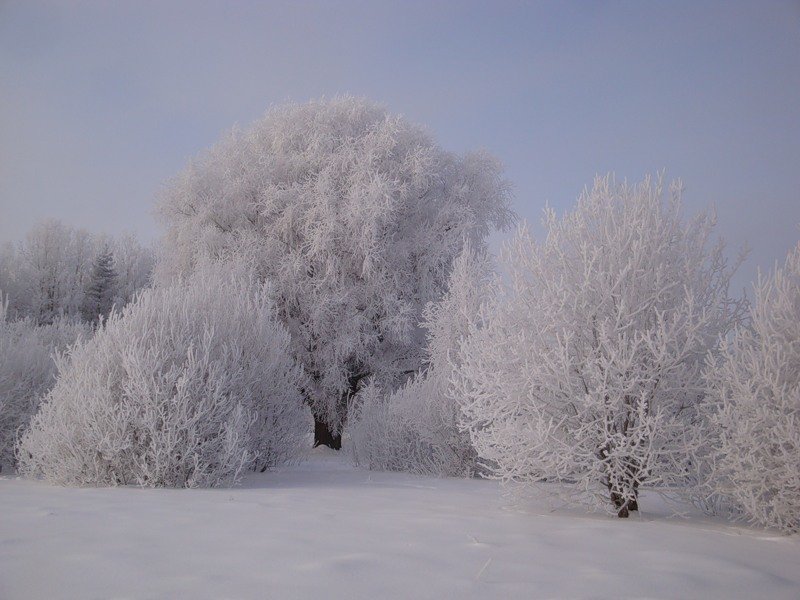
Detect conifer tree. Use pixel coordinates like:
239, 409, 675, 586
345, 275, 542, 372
82, 247, 117, 324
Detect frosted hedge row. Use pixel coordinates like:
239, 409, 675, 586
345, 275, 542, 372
0, 97, 796, 534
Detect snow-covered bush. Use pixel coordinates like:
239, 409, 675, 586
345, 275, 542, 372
702, 240, 800, 532
156, 96, 513, 446
457, 175, 744, 516
348, 246, 493, 477
17, 261, 309, 487
348, 374, 473, 477
0, 295, 88, 472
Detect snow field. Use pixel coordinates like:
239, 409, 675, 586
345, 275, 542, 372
2, 449, 799, 600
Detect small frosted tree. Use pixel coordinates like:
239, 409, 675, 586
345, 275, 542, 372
82, 246, 117, 323
0, 244, 18, 308
702, 240, 800, 532
457, 175, 744, 517
156, 96, 513, 447
348, 244, 494, 476
17, 260, 310, 488
13, 220, 95, 324
110, 233, 154, 306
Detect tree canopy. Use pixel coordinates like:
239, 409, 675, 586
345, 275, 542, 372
156, 96, 514, 439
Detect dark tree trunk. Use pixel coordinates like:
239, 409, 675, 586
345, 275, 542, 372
610, 487, 639, 518
314, 417, 341, 450
311, 369, 370, 450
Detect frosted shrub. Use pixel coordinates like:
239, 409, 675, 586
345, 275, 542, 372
703, 240, 800, 532
457, 175, 744, 516
349, 375, 475, 477
17, 262, 309, 487
348, 247, 493, 477
0, 295, 87, 471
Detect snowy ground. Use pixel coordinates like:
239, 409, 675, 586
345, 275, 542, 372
2, 448, 799, 600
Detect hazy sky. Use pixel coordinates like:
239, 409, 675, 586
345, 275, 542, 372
1, 1, 799, 291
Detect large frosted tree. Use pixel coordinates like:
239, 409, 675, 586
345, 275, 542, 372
156, 96, 513, 447
457, 175, 744, 516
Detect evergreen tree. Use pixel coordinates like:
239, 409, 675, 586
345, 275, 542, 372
82, 247, 117, 323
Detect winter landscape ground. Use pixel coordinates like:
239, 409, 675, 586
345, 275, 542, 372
2, 5, 799, 600
2, 447, 799, 600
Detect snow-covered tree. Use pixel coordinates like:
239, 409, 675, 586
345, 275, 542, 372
156, 96, 513, 447
0, 243, 18, 306
0, 221, 153, 324
348, 244, 494, 476
702, 239, 800, 532
109, 233, 154, 307
11, 220, 95, 324
81, 246, 117, 323
0, 293, 88, 472
17, 260, 310, 488
457, 175, 744, 517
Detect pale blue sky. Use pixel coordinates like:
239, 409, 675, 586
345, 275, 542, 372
1, 1, 799, 291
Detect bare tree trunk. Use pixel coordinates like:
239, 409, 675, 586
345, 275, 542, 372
311, 366, 373, 450
610, 484, 639, 518
313, 417, 342, 450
